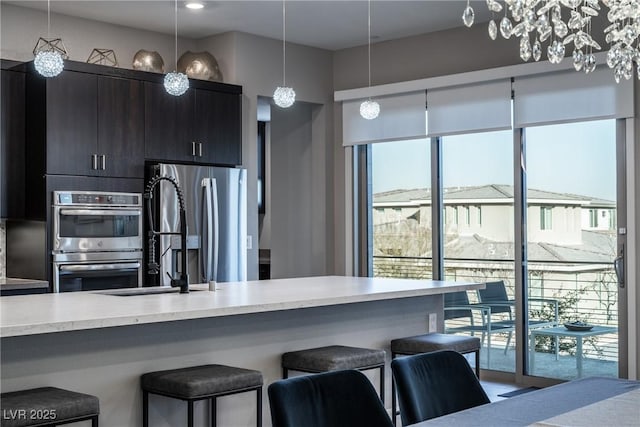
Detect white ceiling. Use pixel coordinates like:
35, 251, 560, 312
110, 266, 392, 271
6, 0, 493, 50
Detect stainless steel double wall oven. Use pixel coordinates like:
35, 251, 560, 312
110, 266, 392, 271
52, 191, 143, 292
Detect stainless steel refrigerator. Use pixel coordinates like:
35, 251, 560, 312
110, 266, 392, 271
151, 163, 247, 286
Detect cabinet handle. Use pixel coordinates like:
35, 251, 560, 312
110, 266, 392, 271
100, 155, 106, 170
191, 141, 196, 156
198, 142, 203, 157
91, 154, 98, 170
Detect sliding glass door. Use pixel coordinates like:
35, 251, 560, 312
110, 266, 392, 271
524, 119, 621, 380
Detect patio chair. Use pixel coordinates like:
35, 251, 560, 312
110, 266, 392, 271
444, 290, 511, 367
477, 281, 559, 354
391, 350, 490, 425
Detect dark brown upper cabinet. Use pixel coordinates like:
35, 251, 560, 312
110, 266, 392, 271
145, 83, 242, 166
193, 88, 241, 165
26, 68, 144, 178
97, 76, 145, 177
144, 81, 195, 163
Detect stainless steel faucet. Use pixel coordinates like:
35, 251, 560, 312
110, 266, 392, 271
144, 175, 189, 293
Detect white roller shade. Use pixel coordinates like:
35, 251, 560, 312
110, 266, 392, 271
514, 67, 633, 128
426, 79, 512, 137
342, 91, 427, 146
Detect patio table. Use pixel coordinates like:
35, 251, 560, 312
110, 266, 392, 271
529, 325, 617, 378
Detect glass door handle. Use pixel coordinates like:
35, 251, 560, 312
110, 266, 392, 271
614, 250, 624, 288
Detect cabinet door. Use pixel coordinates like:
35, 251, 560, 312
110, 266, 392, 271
1, 70, 25, 218
193, 89, 241, 165
45, 71, 98, 175
97, 76, 144, 178
144, 82, 194, 162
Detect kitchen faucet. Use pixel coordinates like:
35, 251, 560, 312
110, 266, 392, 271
144, 175, 189, 293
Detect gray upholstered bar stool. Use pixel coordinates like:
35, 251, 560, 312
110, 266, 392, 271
0, 387, 99, 427
390, 333, 481, 426
141, 364, 263, 427
281, 345, 386, 403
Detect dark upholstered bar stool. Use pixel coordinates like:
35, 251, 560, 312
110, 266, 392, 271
390, 333, 481, 426
281, 345, 386, 403
141, 364, 263, 427
0, 387, 99, 427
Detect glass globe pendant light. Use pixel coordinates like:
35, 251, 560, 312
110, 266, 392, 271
33, 0, 65, 78
360, 0, 379, 120
164, 0, 189, 96
273, 0, 296, 108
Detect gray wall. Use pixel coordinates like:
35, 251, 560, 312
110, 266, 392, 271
270, 101, 328, 278
0, 3, 196, 68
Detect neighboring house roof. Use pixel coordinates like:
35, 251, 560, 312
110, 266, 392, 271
373, 184, 615, 207
442, 230, 614, 264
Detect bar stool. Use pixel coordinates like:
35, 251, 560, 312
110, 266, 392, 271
390, 333, 481, 426
0, 386, 99, 427
141, 364, 263, 427
281, 345, 386, 403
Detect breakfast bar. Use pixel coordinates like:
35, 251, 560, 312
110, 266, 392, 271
1, 275, 482, 427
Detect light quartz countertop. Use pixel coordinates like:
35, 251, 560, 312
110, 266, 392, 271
0, 275, 483, 338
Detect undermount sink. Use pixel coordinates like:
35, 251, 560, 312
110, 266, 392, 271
96, 287, 202, 297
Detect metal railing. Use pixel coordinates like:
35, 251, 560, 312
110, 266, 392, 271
373, 255, 619, 366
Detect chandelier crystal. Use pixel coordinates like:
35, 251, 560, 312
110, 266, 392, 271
273, 86, 296, 108
164, 71, 189, 96
166, 0, 189, 96
34, 50, 64, 77
360, 99, 380, 120
462, 0, 640, 82
33, 0, 65, 78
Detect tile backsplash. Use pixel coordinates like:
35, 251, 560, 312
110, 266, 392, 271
0, 220, 5, 278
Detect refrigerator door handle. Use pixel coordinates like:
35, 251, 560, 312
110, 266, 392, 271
201, 178, 219, 282
202, 178, 214, 282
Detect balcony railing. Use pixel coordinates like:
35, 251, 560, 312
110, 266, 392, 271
372, 255, 619, 378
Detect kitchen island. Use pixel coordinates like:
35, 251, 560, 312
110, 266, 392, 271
1, 276, 482, 426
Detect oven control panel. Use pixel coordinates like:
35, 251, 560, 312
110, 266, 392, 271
55, 191, 141, 207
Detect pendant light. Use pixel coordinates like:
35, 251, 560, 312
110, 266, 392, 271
33, 0, 65, 78
164, 0, 189, 96
360, 0, 379, 120
273, 0, 296, 108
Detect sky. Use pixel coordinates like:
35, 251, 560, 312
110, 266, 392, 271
371, 119, 617, 201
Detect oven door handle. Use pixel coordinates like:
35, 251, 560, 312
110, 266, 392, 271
59, 209, 141, 216
59, 263, 141, 272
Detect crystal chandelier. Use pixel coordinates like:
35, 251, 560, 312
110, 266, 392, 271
360, 0, 380, 120
273, 0, 296, 108
33, 0, 65, 78
462, 0, 640, 83
165, 0, 189, 96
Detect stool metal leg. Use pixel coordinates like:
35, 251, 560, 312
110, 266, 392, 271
475, 349, 481, 378
256, 388, 262, 427
142, 390, 149, 427
282, 367, 288, 379
92, 415, 99, 427
210, 397, 217, 427
187, 400, 194, 427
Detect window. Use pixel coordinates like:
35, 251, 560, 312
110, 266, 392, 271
540, 207, 552, 230
476, 206, 482, 225
589, 209, 598, 228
